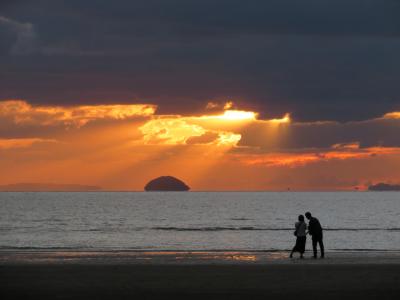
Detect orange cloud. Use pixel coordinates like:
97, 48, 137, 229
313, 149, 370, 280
137, 108, 265, 147
382, 112, 400, 119
0, 138, 57, 149
139, 117, 242, 147
237, 144, 400, 167
223, 101, 234, 110
2, 99, 400, 191
205, 100, 235, 110
216, 132, 241, 146
209, 110, 257, 121
0, 100, 156, 127
139, 118, 206, 144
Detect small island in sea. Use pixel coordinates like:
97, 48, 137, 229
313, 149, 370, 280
144, 176, 190, 191
368, 182, 400, 191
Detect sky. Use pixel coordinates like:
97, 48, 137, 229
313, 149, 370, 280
1, 0, 400, 190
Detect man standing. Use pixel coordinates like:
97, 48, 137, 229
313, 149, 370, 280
305, 212, 324, 258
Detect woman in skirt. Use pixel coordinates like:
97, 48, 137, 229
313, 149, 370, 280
290, 215, 307, 259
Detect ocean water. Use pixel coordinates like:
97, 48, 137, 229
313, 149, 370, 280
0, 192, 399, 251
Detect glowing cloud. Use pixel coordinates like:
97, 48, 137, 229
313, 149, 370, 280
217, 110, 257, 121
139, 111, 247, 147
238, 144, 400, 167
382, 112, 400, 119
3, 99, 400, 191
138, 108, 292, 147
139, 118, 206, 144
0, 100, 156, 127
223, 101, 234, 110
269, 113, 291, 124
139, 117, 243, 147
205, 100, 235, 110
185, 131, 241, 147
201, 110, 257, 121
216, 132, 242, 146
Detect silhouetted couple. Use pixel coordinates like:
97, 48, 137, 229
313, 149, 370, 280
290, 212, 324, 259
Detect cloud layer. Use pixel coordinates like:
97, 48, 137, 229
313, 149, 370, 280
1, 1, 400, 121
1, 99, 400, 190
0, 100, 155, 127
1, 1, 400, 190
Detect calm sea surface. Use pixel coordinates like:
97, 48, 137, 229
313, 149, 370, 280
0, 192, 399, 251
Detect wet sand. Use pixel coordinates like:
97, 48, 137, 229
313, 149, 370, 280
1, 251, 400, 299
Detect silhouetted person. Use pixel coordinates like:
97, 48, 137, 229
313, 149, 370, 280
305, 212, 324, 258
290, 215, 307, 259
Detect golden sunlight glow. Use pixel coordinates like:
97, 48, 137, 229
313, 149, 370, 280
139, 107, 260, 146
2, 99, 400, 191
139, 118, 206, 144
238, 146, 400, 167
139, 117, 243, 147
269, 113, 291, 124
223, 101, 234, 110
205, 100, 234, 110
383, 112, 400, 119
214, 110, 257, 121
0, 100, 156, 127
216, 132, 242, 146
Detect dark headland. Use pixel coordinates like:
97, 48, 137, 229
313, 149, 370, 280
144, 176, 190, 191
368, 182, 400, 191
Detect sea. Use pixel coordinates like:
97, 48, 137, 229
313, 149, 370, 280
0, 192, 399, 251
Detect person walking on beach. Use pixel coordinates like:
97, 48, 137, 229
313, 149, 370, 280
289, 215, 307, 259
305, 212, 324, 258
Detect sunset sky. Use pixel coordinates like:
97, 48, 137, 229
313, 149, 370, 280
1, 1, 400, 190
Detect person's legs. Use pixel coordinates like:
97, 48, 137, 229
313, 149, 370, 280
318, 238, 325, 258
300, 237, 306, 258
290, 238, 299, 258
312, 238, 318, 258
290, 246, 295, 258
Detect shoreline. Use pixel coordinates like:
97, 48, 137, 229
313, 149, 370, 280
2, 249, 400, 265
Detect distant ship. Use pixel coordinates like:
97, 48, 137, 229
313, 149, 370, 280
368, 183, 400, 191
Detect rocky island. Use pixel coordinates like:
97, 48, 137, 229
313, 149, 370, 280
144, 176, 190, 191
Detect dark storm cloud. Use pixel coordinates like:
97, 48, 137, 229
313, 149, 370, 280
1, 0, 400, 121
0, 15, 36, 55
237, 117, 400, 151
12, 0, 399, 38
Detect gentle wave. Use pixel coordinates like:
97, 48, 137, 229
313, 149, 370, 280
152, 226, 272, 231
0, 246, 150, 250
151, 226, 400, 232
0, 246, 398, 252
2, 226, 400, 233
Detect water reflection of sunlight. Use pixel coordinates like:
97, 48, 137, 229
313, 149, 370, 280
267, 252, 289, 260
0, 251, 295, 264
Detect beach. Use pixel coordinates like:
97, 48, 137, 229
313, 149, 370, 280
2, 251, 400, 299
2, 192, 400, 299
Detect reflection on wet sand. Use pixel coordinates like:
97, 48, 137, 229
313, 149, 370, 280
0, 251, 292, 264
2, 250, 399, 265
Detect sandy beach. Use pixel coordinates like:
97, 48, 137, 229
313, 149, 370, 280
2, 250, 400, 299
